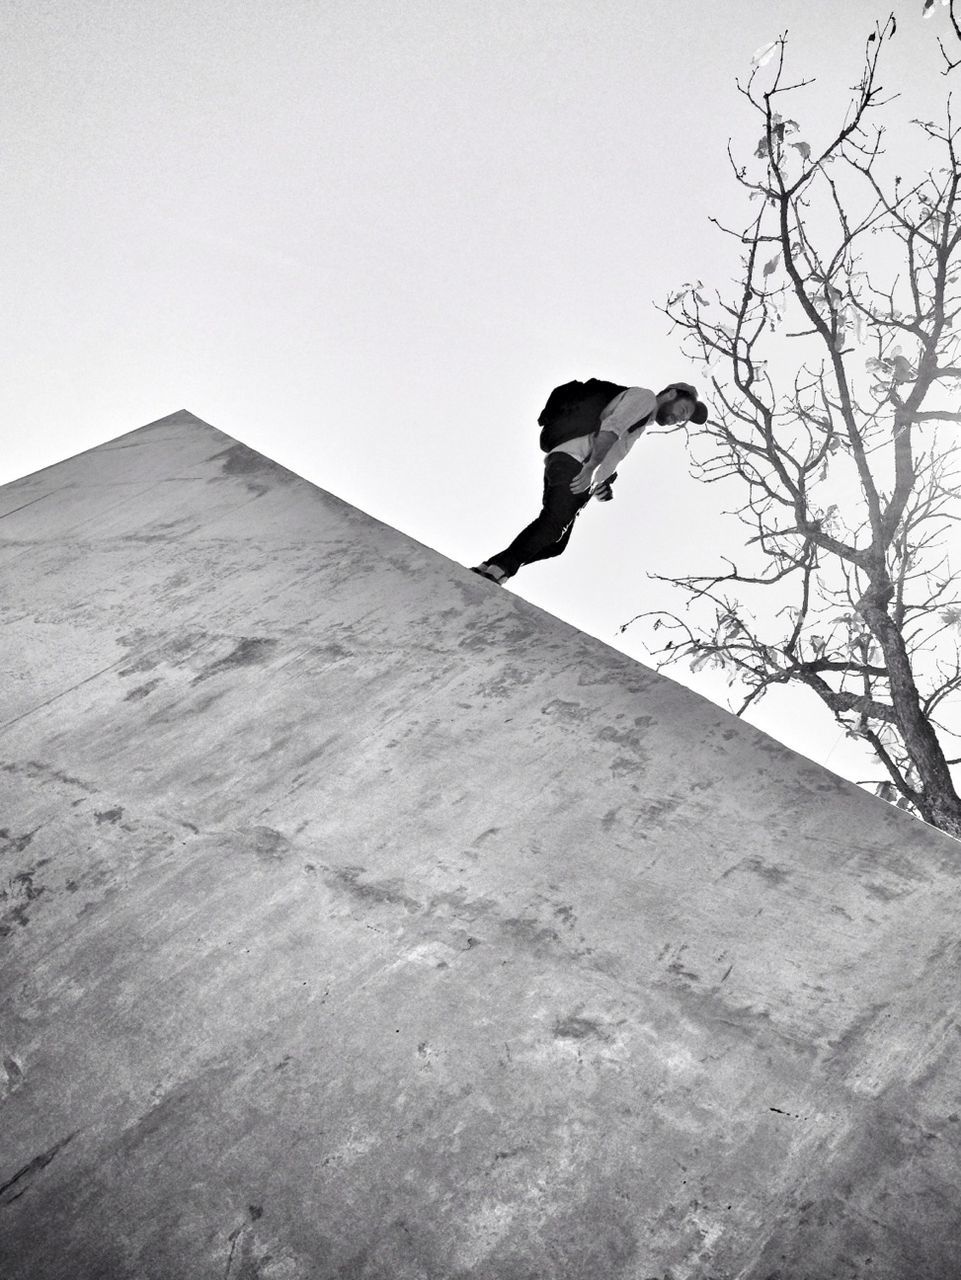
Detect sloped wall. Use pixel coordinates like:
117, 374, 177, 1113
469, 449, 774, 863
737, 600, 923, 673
1, 411, 959, 1279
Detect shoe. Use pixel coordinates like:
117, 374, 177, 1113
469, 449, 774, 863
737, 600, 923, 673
470, 563, 507, 584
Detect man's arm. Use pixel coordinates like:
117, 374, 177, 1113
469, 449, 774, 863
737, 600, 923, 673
569, 431, 618, 493
570, 388, 657, 493
585, 429, 619, 469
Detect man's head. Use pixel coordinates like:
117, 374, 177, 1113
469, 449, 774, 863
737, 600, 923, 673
655, 382, 709, 427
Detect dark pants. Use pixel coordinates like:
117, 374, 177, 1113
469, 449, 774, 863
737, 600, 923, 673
487, 452, 595, 579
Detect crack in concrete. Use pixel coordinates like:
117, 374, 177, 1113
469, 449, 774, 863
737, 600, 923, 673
0, 1132, 77, 1206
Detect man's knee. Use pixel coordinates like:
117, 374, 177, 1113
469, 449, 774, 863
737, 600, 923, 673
537, 512, 570, 543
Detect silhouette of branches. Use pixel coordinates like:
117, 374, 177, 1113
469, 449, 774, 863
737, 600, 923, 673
624, 16, 961, 837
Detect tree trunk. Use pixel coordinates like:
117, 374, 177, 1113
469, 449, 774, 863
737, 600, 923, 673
858, 582, 961, 840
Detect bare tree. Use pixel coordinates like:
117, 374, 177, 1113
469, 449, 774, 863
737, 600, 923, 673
927, 0, 961, 73
622, 15, 961, 838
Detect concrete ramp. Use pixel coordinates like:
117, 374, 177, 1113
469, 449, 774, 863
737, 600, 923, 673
1, 410, 960, 1279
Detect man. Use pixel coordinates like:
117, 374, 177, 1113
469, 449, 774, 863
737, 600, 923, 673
471, 380, 708, 584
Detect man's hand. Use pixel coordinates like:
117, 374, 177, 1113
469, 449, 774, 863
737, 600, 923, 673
594, 479, 614, 502
570, 464, 596, 494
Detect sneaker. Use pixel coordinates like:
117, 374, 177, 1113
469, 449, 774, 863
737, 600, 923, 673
470, 562, 507, 584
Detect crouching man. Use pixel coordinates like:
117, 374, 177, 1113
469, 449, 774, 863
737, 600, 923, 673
472, 378, 708, 585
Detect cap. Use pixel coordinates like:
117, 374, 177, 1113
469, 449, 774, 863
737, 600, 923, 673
664, 382, 709, 425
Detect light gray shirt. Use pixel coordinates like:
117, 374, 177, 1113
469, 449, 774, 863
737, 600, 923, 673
548, 386, 656, 485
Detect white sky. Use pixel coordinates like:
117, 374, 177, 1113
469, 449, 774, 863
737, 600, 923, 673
3, 0, 958, 792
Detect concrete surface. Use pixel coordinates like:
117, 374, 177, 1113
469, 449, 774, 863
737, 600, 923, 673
1, 409, 960, 1280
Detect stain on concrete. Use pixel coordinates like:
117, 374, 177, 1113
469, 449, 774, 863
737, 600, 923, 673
124, 679, 162, 702
597, 720, 654, 754
553, 1013, 606, 1041
77, 886, 120, 918
117, 653, 162, 677
456, 628, 502, 653
380, 550, 437, 583
825, 1002, 891, 1069
223, 1202, 274, 1280
500, 916, 563, 954
248, 826, 291, 863
689, 777, 715, 794
187, 689, 229, 716
93, 807, 124, 825
193, 637, 279, 684
206, 443, 298, 498
476, 665, 535, 699
1, 862, 48, 935
502, 620, 540, 646
1, 1055, 25, 1098
415, 1041, 441, 1075
721, 854, 791, 887
116, 1070, 232, 1161
325, 865, 423, 914
636, 795, 682, 827
863, 880, 913, 902
610, 756, 641, 779
11, 869, 45, 901
1, 760, 96, 791
0, 1132, 77, 1206
0, 827, 34, 853
308, 641, 354, 666
124, 517, 200, 543
208, 444, 274, 477
425, 885, 498, 921
667, 959, 701, 983
540, 699, 591, 724
117, 632, 212, 685
865, 846, 933, 886
493, 1146, 528, 1162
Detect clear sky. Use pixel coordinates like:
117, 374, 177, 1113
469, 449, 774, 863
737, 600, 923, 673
3, 0, 957, 793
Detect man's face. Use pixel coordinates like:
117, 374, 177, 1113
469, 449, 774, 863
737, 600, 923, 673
656, 394, 696, 426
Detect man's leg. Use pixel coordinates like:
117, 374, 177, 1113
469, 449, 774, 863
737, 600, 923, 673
484, 453, 591, 580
